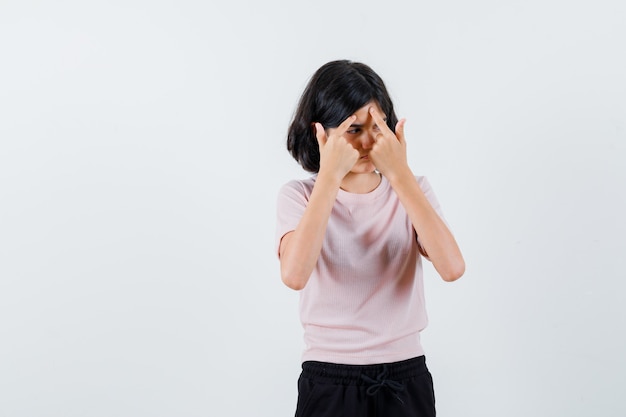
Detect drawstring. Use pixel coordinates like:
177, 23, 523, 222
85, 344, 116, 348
360, 364, 406, 405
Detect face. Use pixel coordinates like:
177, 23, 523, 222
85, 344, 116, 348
327, 100, 387, 174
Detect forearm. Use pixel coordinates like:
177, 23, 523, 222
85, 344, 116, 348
280, 171, 342, 290
387, 168, 465, 282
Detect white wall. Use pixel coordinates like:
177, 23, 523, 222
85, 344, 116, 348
1, 1, 624, 416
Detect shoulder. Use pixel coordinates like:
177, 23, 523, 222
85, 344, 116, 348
278, 176, 316, 197
413, 175, 441, 204
277, 176, 317, 209
414, 175, 429, 185
414, 175, 433, 191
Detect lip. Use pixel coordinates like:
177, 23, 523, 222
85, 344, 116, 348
360, 155, 369, 160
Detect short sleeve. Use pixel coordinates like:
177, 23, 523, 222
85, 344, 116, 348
416, 176, 445, 219
416, 176, 451, 256
275, 180, 310, 258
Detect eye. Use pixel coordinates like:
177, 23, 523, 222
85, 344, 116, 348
347, 128, 360, 134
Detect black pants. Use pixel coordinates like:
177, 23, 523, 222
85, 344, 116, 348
295, 356, 436, 417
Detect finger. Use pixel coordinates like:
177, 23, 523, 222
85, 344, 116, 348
314, 123, 327, 147
334, 115, 357, 136
369, 106, 394, 135
395, 118, 407, 144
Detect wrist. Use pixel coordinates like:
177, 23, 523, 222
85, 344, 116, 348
385, 164, 414, 186
316, 168, 344, 189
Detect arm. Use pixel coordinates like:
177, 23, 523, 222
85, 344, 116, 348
279, 116, 359, 290
279, 173, 340, 290
369, 107, 465, 282
388, 172, 465, 282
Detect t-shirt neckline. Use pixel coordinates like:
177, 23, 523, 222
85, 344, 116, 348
315, 173, 389, 204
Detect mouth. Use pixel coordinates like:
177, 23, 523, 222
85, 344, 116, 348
360, 154, 369, 160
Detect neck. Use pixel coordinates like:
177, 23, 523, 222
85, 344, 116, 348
340, 171, 381, 194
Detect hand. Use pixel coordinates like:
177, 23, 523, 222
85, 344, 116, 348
368, 106, 410, 180
315, 115, 360, 180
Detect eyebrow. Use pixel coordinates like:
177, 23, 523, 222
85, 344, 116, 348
350, 118, 387, 128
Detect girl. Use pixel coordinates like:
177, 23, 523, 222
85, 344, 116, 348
276, 60, 464, 417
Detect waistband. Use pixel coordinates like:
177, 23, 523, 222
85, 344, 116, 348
301, 355, 428, 385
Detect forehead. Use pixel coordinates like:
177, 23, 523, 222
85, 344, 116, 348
353, 100, 386, 121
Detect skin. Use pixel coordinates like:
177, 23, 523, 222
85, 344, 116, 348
280, 101, 465, 290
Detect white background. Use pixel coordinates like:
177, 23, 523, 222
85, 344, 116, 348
1, 1, 625, 416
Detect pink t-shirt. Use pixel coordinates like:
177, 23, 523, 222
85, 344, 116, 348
276, 175, 445, 365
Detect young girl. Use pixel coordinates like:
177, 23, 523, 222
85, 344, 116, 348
276, 60, 464, 417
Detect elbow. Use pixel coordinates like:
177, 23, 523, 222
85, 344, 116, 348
282, 276, 306, 291
280, 265, 309, 291
441, 259, 465, 282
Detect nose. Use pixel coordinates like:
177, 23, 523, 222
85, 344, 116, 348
360, 129, 377, 149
